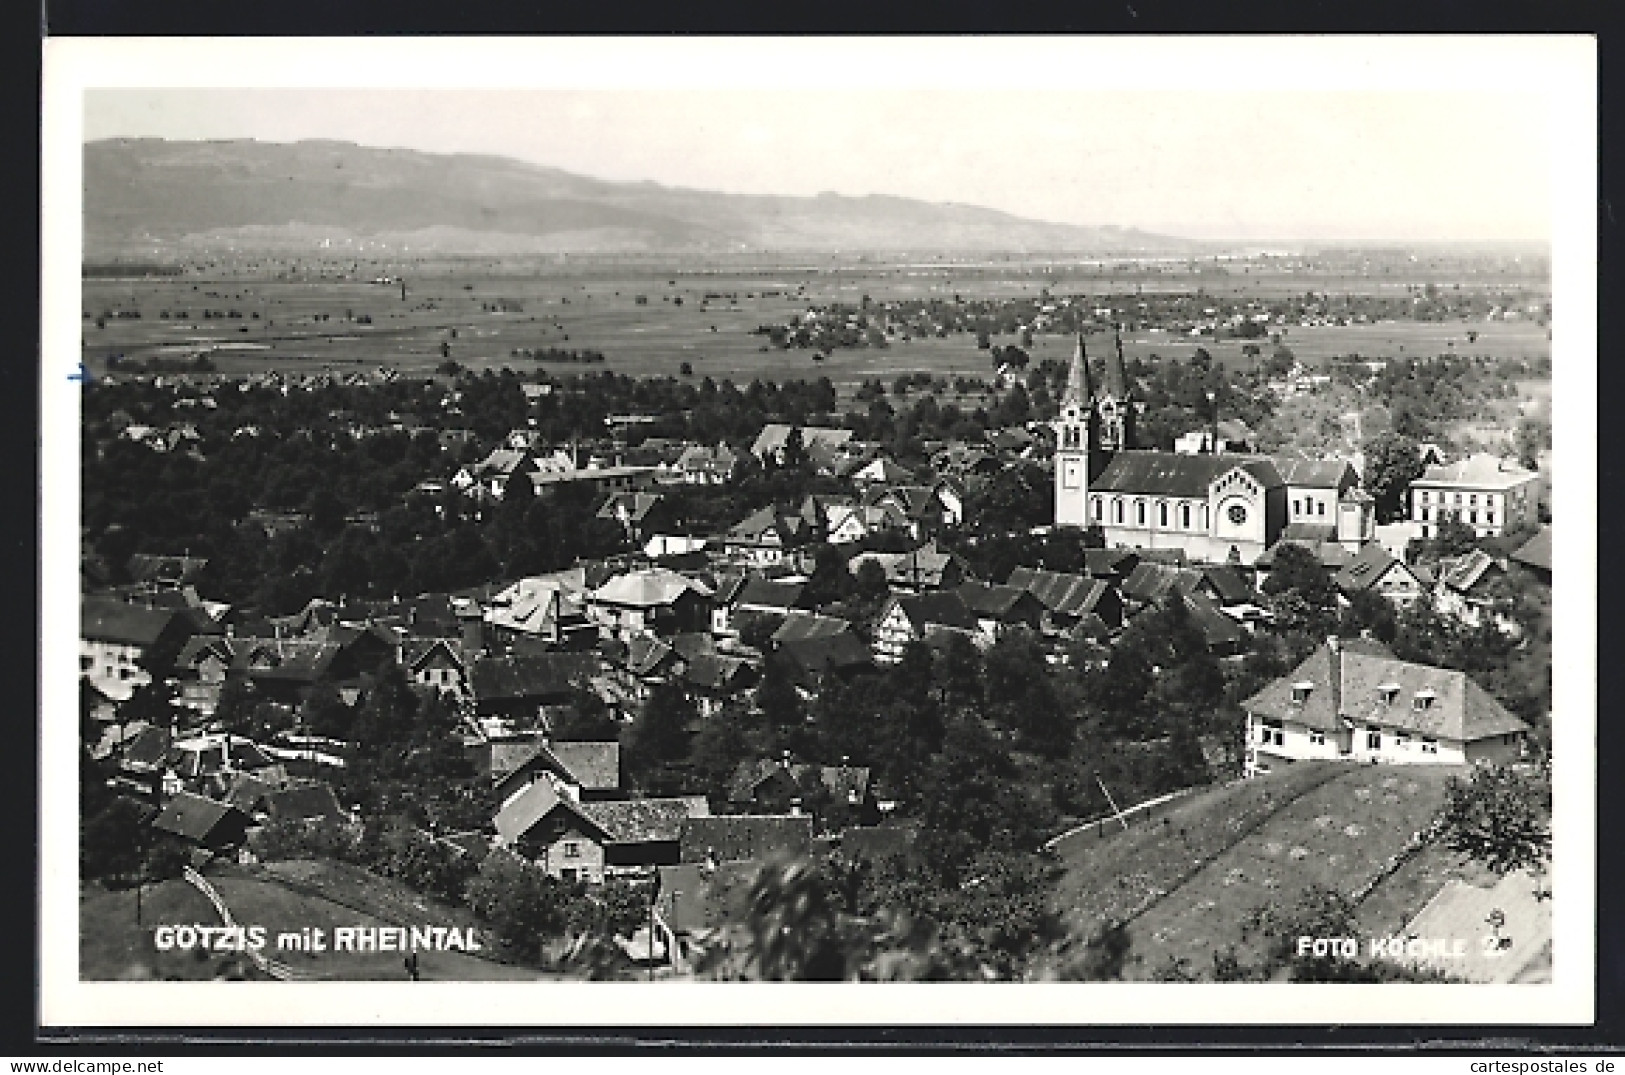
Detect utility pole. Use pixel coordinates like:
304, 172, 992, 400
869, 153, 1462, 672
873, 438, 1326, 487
1096, 774, 1129, 833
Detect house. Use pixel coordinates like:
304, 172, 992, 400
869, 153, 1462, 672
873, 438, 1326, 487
863, 483, 958, 537
1273, 457, 1360, 530
402, 637, 468, 699
150, 791, 254, 854
1174, 418, 1257, 456
466, 652, 603, 729
1006, 566, 1126, 634
728, 757, 878, 824
482, 571, 594, 649
672, 444, 739, 485
1120, 562, 1205, 606
1433, 550, 1519, 634
722, 506, 815, 567
588, 568, 713, 641
1509, 526, 1552, 582
822, 502, 875, 545
775, 633, 876, 688
493, 783, 710, 882
453, 447, 533, 500
871, 591, 979, 663
596, 491, 667, 540
851, 456, 915, 488
1180, 593, 1249, 657
1080, 548, 1142, 584
679, 814, 814, 864
654, 860, 759, 936
1241, 636, 1529, 777
707, 572, 750, 636
955, 581, 1045, 643
1410, 453, 1542, 540
734, 578, 814, 618
681, 654, 759, 716
847, 541, 966, 593
80, 597, 191, 701
528, 463, 660, 500
1334, 544, 1428, 607
492, 739, 622, 808
126, 553, 210, 590
257, 782, 348, 826
770, 612, 856, 645
750, 423, 854, 467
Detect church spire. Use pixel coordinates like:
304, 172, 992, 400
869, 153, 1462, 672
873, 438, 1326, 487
1104, 323, 1134, 400
1063, 333, 1092, 405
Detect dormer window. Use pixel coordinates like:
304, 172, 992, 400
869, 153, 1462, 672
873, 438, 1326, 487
1413, 689, 1437, 711
1290, 681, 1315, 704
1378, 683, 1400, 705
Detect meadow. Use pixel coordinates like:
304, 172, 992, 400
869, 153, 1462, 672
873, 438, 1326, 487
82, 257, 1551, 398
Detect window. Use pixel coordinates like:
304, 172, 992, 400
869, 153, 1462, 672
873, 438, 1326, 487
1485, 512, 1495, 526
562, 841, 581, 858
1136, 501, 1146, 525
1258, 718, 1284, 747
1227, 504, 1248, 526
1309, 729, 1325, 746
1291, 681, 1314, 704
1158, 502, 1168, 527
1293, 499, 1301, 516
1092, 497, 1102, 521
1454, 493, 1462, 506
1114, 499, 1124, 524
1469, 494, 1477, 506
1397, 732, 1411, 747
79, 655, 92, 671
1421, 508, 1430, 521
1366, 728, 1382, 750
119, 667, 132, 681
1317, 501, 1326, 516
1420, 490, 1430, 504
1181, 504, 1191, 529
1421, 738, 1439, 754
1413, 691, 1435, 711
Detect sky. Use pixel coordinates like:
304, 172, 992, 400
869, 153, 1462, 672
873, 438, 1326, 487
80, 59, 1560, 246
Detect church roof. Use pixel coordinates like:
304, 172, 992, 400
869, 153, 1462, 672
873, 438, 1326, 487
1103, 327, 1134, 400
1091, 451, 1283, 499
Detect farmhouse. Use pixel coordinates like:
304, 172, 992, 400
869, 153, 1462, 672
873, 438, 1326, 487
1241, 637, 1529, 776
492, 781, 710, 883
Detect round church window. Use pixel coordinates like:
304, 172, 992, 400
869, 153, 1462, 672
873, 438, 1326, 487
1227, 504, 1248, 525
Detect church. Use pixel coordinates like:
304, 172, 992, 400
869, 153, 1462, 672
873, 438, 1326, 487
1053, 334, 1371, 566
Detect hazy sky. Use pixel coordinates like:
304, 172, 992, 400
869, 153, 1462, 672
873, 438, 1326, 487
85, 84, 1554, 245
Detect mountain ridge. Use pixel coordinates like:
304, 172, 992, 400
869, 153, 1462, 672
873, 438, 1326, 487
84, 137, 1188, 257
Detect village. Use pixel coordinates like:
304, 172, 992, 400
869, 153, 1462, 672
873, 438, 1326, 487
77, 312, 1555, 982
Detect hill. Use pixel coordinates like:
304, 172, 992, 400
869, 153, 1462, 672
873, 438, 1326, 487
1052, 762, 1473, 980
80, 879, 271, 981
84, 138, 1185, 258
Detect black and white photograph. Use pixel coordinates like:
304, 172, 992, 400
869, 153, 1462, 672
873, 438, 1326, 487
39, 35, 1596, 1028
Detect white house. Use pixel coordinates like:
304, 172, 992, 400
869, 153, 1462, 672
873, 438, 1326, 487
1410, 453, 1541, 540
1241, 637, 1529, 777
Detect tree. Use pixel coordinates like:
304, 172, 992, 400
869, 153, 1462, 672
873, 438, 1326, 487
1439, 763, 1552, 876
754, 655, 804, 736
1362, 432, 1425, 524
464, 852, 576, 965
628, 681, 696, 792
82, 796, 152, 882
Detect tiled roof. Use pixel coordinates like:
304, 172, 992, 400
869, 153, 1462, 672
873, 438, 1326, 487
655, 861, 758, 933
493, 779, 574, 844
1334, 544, 1415, 593
151, 791, 250, 843
1007, 567, 1116, 617
580, 796, 711, 844
777, 634, 875, 682
547, 741, 621, 791
1273, 458, 1356, 489
893, 591, 978, 632
1182, 594, 1247, 649
736, 578, 809, 612
680, 814, 814, 864
1438, 549, 1500, 593
771, 612, 854, 643
468, 653, 602, 703
81, 596, 177, 647
955, 581, 1034, 619
1121, 562, 1203, 604
1242, 640, 1526, 742
1092, 451, 1283, 498
682, 653, 756, 692
1201, 565, 1256, 606
1281, 522, 1338, 543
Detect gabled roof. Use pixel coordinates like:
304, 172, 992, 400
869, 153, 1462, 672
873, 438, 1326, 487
849, 541, 961, 589
1511, 527, 1552, 574
853, 457, 915, 485
596, 492, 664, 524
955, 581, 1038, 619
1092, 451, 1283, 498
1437, 549, 1501, 593
1201, 565, 1256, 606
736, 577, 810, 612
728, 759, 874, 805
725, 506, 811, 546
890, 591, 978, 632
151, 792, 251, 844
1121, 562, 1204, 604
467, 653, 602, 703
1334, 544, 1419, 594
1006, 566, 1117, 617
1080, 548, 1140, 578
547, 741, 621, 792
682, 653, 757, 692
624, 634, 678, 677
579, 796, 711, 844
777, 634, 875, 683
680, 814, 814, 864
81, 597, 177, 647
470, 448, 532, 476
493, 778, 580, 844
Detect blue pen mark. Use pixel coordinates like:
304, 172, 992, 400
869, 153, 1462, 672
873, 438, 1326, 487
68, 362, 94, 385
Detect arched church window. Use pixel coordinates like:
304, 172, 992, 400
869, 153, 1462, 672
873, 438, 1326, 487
1114, 499, 1124, 524
1136, 500, 1146, 526
1181, 504, 1191, 529
1158, 502, 1168, 527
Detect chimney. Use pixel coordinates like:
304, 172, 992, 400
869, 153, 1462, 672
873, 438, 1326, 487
780, 749, 792, 771
789, 797, 803, 817
1326, 635, 1339, 653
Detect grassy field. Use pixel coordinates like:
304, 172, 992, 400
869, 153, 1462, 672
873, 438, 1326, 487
81, 261, 1551, 396
201, 860, 549, 981
1051, 762, 1469, 980
79, 878, 266, 981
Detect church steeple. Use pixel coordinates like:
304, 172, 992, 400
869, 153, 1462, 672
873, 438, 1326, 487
1097, 323, 1138, 452
1063, 333, 1093, 406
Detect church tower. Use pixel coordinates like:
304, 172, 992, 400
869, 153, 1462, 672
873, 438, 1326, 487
1096, 324, 1139, 452
1053, 334, 1095, 528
